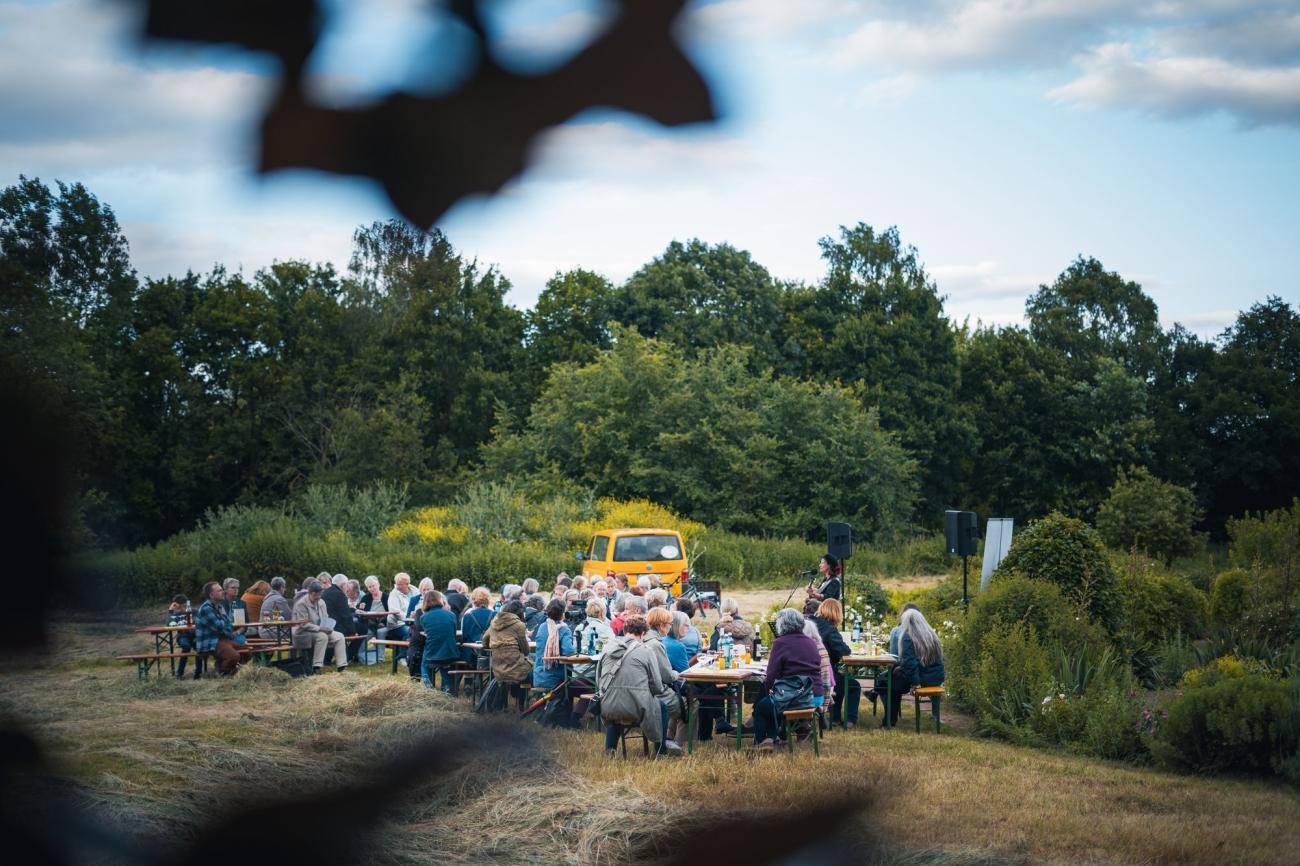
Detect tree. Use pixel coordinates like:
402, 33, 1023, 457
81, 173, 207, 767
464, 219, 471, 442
481, 328, 917, 540
1025, 256, 1164, 382
1197, 299, 1300, 530
957, 326, 1151, 521
610, 239, 784, 367
1096, 467, 1201, 563
784, 224, 966, 517
525, 268, 615, 385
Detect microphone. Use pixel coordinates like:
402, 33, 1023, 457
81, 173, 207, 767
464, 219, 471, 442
799, 568, 818, 577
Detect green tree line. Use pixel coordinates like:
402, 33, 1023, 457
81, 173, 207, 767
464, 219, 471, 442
3, 176, 1297, 547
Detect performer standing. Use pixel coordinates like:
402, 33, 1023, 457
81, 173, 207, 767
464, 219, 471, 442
805, 553, 842, 602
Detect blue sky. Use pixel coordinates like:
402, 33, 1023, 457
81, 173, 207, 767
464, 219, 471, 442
2, 0, 1298, 335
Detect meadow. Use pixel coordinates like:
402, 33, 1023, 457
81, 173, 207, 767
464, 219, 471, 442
4, 605, 1299, 866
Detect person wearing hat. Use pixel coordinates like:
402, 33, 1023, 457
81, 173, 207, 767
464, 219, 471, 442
805, 553, 843, 602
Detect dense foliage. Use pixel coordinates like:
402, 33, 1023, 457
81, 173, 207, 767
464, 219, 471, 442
4, 177, 1299, 554
994, 513, 1123, 633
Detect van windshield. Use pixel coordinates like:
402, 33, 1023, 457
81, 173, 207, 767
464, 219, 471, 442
613, 535, 681, 562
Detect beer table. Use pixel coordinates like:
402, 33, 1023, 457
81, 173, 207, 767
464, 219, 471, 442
544, 654, 598, 715
680, 660, 762, 753
839, 653, 897, 726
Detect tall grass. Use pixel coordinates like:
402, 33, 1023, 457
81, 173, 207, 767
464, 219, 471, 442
81, 483, 957, 602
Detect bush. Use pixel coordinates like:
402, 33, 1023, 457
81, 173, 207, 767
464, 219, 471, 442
297, 482, 409, 537
1118, 553, 1207, 644
1096, 467, 1201, 563
995, 512, 1122, 634
964, 622, 1053, 732
1151, 632, 1200, 688
1209, 568, 1252, 630
1153, 674, 1292, 775
1180, 654, 1276, 689
961, 574, 1107, 667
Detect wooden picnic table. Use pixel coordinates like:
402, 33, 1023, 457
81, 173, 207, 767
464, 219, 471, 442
840, 653, 897, 726
680, 659, 763, 753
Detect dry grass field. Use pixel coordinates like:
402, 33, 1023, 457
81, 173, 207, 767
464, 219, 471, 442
2, 607, 1298, 866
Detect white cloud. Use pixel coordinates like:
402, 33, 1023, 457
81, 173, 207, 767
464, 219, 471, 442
826, 1, 1131, 72
0, 0, 268, 173
1051, 42, 1300, 126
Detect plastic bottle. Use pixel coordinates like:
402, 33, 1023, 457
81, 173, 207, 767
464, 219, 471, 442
852, 619, 862, 644
721, 631, 733, 670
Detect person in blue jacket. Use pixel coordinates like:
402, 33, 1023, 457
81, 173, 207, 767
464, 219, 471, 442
459, 586, 495, 664
884, 607, 945, 728
420, 590, 461, 695
532, 599, 576, 727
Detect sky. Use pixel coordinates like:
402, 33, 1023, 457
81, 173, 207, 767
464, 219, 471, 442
2, 0, 1298, 336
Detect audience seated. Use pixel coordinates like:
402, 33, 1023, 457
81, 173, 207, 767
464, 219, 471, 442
460, 586, 496, 663
752, 608, 823, 750
420, 590, 461, 694
675, 599, 702, 655
595, 615, 681, 756
445, 579, 470, 621
241, 580, 270, 623
883, 607, 945, 728
532, 599, 577, 728
482, 600, 532, 710
195, 581, 241, 676
292, 579, 348, 675
809, 598, 853, 726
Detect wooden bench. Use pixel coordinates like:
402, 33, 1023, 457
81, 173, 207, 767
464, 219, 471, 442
781, 707, 820, 756
366, 639, 411, 674
116, 644, 292, 680
448, 668, 491, 702
912, 686, 945, 733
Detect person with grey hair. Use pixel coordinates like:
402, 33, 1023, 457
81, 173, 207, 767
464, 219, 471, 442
221, 578, 247, 628
445, 579, 470, 620
524, 593, 547, 638
645, 588, 668, 610
521, 577, 539, 596
292, 579, 348, 674
496, 583, 522, 613
802, 619, 834, 716
255, 577, 292, 637
882, 607, 945, 729
323, 572, 361, 662
751, 608, 823, 750
708, 596, 755, 653
614, 594, 647, 635
345, 579, 362, 607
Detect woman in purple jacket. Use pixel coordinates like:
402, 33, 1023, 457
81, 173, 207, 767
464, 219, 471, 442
753, 608, 825, 750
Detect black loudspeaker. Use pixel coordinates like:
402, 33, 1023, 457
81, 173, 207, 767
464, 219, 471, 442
944, 510, 979, 556
827, 522, 852, 561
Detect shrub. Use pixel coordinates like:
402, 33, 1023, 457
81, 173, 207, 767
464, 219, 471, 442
1096, 467, 1200, 563
1117, 553, 1207, 646
964, 622, 1053, 732
1153, 674, 1292, 775
962, 574, 1107, 666
1151, 632, 1200, 688
1180, 654, 1276, 689
1077, 682, 1148, 761
995, 512, 1122, 634
1209, 568, 1252, 630
297, 482, 409, 537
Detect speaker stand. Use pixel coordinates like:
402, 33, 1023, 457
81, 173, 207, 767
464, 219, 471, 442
961, 555, 970, 608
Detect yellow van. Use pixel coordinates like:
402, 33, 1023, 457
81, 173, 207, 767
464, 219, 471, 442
577, 528, 689, 592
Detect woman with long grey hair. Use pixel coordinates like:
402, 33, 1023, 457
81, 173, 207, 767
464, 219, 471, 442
884, 607, 945, 728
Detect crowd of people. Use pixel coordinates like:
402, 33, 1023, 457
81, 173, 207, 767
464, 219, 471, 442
163, 552, 946, 754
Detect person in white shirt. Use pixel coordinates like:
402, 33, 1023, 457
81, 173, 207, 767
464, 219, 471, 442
386, 572, 416, 664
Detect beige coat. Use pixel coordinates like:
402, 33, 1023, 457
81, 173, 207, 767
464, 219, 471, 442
596, 636, 666, 744
291, 594, 329, 643
482, 611, 532, 684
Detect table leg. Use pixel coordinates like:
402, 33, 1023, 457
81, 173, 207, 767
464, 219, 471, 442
881, 667, 892, 728
686, 696, 697, 755
735, 684, 744, 752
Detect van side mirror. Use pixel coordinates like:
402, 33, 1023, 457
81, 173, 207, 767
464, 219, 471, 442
574, 552, 585, 561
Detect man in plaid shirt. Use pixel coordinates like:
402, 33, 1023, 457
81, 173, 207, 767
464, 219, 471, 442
195, 581, 241, 675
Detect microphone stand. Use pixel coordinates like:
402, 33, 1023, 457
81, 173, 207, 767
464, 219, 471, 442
780, 569, 817, 612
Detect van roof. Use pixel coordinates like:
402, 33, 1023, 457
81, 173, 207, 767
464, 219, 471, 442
598, 528, 682, 536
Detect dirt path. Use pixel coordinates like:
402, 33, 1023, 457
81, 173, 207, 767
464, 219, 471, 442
727, 575, 943, 621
